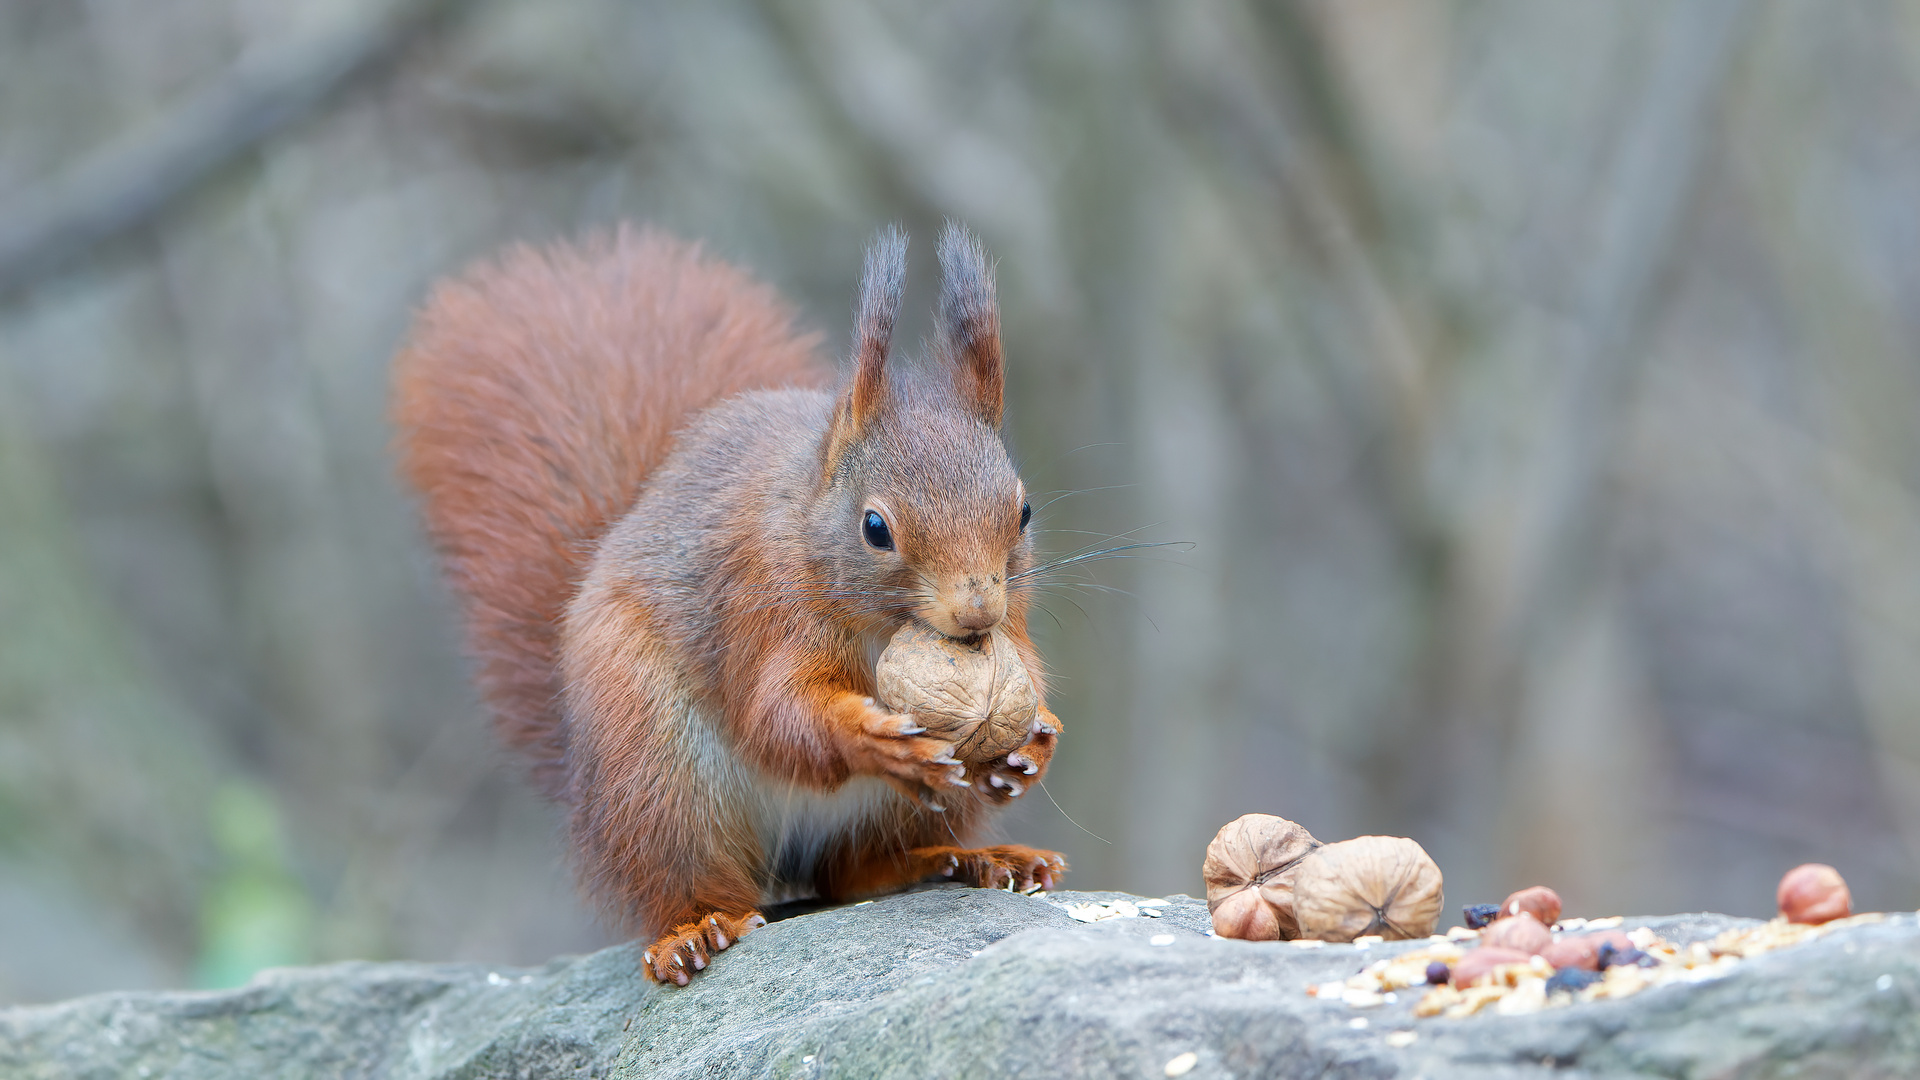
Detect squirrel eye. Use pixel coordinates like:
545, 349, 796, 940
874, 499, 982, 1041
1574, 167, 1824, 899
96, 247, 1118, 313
1019, 500, 1032, 532
862, 509, 894, 551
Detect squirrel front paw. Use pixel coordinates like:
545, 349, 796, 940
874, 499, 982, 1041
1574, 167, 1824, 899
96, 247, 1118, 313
853, 702, 972, 809
971, 712, 1058, 803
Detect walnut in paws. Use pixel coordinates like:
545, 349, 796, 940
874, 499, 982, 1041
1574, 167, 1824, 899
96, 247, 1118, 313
874, 623, 1037, 765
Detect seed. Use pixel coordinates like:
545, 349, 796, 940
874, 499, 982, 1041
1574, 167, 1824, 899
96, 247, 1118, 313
1463, 904, 1501, 930
1545, 967, 1601, 996
1597, 942, 1651, 970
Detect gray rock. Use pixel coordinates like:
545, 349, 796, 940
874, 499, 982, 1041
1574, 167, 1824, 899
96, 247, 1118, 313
5, 887, 1917, 1078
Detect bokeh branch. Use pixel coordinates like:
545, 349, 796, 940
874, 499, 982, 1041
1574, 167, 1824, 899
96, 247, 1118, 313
1504, 0, 1752, 656
0, 0, 465, 298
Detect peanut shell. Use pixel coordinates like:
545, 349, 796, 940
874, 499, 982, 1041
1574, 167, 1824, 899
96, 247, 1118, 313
1540, 930, 1632, 972
1479, 911, 1551, 956
1290, 835, 1444, 942
1201, 814, 1321, 940
874, 623, 1037, 764
1450, 946, 1532, 988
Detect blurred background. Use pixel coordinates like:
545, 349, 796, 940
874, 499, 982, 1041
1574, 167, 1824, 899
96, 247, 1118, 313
4, 0, 1919, 1004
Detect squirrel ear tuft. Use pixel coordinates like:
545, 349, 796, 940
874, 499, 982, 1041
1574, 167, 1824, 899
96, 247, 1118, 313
826, 226, 906, 477
935, 221, 1003, 427
846, 225, 906, 429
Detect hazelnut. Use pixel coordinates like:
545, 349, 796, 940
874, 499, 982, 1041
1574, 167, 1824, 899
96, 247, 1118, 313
1539, 930, 1631, 972
1478, 911, 1551, 956
875, 623, 1037, 764
1290, 836, 1444, 943
1449, 946, 1531, 988
1202, 814, 1321, 940
1500, 886, 1562, 926
1777, 863, 1851, 925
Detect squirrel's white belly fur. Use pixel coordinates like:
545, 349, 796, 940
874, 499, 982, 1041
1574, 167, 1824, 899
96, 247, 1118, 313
752, 776, 901, 902
670, 695, 906, 902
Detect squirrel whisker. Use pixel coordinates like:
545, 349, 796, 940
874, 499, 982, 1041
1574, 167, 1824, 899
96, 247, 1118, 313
1012, 541, 1192, 582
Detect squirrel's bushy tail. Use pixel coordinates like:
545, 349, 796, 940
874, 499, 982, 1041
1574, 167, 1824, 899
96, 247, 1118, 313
393, 227, 826, 797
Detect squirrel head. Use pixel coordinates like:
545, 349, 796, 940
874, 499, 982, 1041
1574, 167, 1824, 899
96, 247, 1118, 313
818, 223, 1032, 640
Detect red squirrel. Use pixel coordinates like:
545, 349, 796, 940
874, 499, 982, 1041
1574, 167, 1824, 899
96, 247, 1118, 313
393, 222, 1065, 985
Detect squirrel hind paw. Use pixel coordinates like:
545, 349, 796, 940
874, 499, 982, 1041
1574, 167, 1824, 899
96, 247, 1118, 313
643, 910, 766, 986
913, 845, 1067, 892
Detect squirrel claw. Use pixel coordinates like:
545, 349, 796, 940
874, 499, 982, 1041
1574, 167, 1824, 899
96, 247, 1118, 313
921, 845, 1068, 892
644, 910, 765, 986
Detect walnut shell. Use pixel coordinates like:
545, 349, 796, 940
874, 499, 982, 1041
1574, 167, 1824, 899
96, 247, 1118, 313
1290, 836, 1444, 942
874, 623, 1037, 764
1201, 814, 1322, 940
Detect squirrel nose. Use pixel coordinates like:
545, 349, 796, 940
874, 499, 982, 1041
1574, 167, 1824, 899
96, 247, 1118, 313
941, 575, 1005, 635
954, 604, 999, 632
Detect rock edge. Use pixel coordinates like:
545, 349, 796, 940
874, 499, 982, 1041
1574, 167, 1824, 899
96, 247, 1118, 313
5, 888, 1917, 1079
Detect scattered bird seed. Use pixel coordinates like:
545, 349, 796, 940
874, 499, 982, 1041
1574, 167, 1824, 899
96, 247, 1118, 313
1059, 899, 1140, 922
1307, 911, 1895, 1020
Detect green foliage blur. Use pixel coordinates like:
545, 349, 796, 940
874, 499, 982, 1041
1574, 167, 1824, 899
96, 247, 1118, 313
193, 783, 314, 989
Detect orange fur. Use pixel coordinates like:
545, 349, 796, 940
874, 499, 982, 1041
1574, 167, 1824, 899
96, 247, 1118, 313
393, 227, 826, 796
393, 223, 1065, 982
